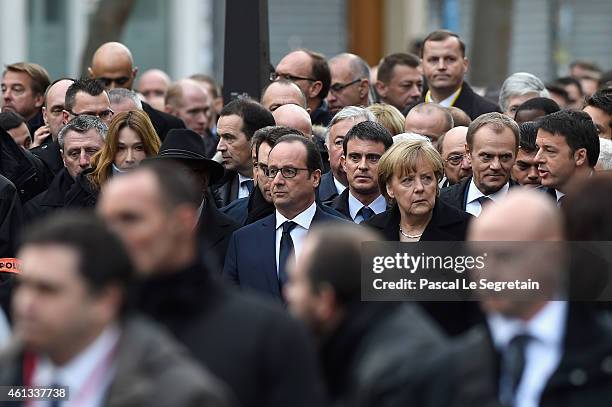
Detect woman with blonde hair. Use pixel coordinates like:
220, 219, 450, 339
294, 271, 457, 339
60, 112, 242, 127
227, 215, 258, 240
365, 138, 472, 241
89, 110, 161, 189
367, 103, 406, 136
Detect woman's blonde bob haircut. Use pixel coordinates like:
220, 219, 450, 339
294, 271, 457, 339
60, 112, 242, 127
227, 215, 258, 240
88, 110, 161, 189
377, 139, 445, 200
367, 103, 405, 136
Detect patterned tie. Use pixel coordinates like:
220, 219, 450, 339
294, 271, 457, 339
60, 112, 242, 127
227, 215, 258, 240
499, 334, 531, 406
278, 221, 298, 290
242, 179, 254, 194
359, 206, 375, 222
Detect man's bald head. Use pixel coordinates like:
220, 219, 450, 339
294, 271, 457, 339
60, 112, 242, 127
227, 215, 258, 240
469, 189, 564, 241
404, 103, 453, 144
261, 80, 307, 112
272, 104, 312, 138
88, 42, 137, 90
165, 79, 211, 135
137, 69, 171, 111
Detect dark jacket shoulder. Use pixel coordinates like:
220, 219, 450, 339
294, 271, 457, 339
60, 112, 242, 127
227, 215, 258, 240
142, 102, 186, 141
454, 82, 501, 120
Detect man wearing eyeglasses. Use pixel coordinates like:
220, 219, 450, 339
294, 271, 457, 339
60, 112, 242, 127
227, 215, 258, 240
223, 135, 343, 303
88, 42, 185, 140
62, 78, 114, 126
326, 53, 371, 116
437, 126, 472, 188
273, 49, 333, 126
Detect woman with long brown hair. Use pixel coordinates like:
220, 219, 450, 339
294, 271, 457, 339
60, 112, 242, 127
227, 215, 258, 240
89, 110, 161, 189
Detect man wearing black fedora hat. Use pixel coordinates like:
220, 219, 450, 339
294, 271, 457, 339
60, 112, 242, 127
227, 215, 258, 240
154, 128, 239, 267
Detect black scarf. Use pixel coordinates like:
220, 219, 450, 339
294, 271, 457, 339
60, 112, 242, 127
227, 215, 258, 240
245, 185, 274, 225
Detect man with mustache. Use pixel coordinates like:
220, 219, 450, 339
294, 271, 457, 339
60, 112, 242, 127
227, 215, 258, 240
440, 112, 519, 216
327, 121, 392, 222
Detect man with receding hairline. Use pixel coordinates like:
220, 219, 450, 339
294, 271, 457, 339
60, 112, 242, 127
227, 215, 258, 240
422, 189, 612, 406
272, 104, 312, 138
260, 80, 307, 112
137, 68, 171, 111
88, 41, 185, 140
327, 53, 371, 116
438, 126, 472, 187
404, 102, 453, 145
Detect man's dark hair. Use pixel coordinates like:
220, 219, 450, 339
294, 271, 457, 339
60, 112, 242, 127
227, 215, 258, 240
563, 173, 612, 240
518, 121, 538, 153
219, 98, 275, 141
515, 97, 561, 118
139, 160, 201, 209
585, 89, 612, 115
377, 52, 421, 84
65, 78, 107, 112
535, 110, 600, 167
305, 224, 380, 305
274, 134, 323, 173
20, 211, 132, 296
0, 111, 25, 131
303, 49, 331, 100
342, 121, 393, 155
554, 77, 583, 96
545, 84, 570, 105
251, 125, 302, 161
421, 29, 466, 57
569, 60, 601, 74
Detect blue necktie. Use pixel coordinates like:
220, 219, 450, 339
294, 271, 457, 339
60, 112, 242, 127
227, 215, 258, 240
278, 221, 297, 291
242, 179, 254, 194
359, 206, 375, 222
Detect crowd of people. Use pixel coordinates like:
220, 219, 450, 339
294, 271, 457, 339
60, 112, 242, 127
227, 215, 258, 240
0, 28, 611, 406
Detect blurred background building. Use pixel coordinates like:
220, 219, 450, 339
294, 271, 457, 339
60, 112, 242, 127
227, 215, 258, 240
1, 0, 610, 89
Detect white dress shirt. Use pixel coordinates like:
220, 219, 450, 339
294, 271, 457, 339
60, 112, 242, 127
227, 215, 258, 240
333, 177, 347, 196
31, 323, 121, 407
465, 178, 510, 216
555, 189, 565, 207
348, 192, 387, 223
425, 87, 462, 107
487, 301, 567, 407
275, 201, 317, 274
237, 173, 254, 199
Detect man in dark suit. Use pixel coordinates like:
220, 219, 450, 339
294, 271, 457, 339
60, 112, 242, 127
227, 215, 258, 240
421, 29, 500, 119
327, 121, 392, 222
29, 78, 74, 175
534, 110, 599, 207
319, 106, 375, 203
418, 190, 612, 407
88, 41, 185, 140
153, 128, 238, 267
440, 112, 519, 216
224, 135, 343, 303
98, 162, 326, 407
212, 98, 275, 207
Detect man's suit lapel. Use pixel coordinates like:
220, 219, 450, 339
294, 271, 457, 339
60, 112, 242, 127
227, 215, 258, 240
260, 215, 282, 298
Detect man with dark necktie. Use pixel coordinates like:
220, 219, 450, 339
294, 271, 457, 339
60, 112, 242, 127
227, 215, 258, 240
223, 135, 344, 303
327, 121, 393, 223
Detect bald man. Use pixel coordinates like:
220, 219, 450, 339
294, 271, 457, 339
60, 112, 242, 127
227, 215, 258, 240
271, 104, 312, 138
438, 126, 472, 187
404, 102, 453, 145
274, 49, 332, 126
424, 189, 612, 406
165, 79, 216, 157
327, 53, 371, 116
137, 69, 171, 111
88, 42, 184, 140
261, 80, 307, 112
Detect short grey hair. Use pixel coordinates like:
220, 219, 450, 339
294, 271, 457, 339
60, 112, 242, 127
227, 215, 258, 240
393, 132, 432, 144
330, 53, 370, 80
499, 72, 550, 113
58, 115, 108, 149
326, 106, 375, 145
108, 88, 143, 110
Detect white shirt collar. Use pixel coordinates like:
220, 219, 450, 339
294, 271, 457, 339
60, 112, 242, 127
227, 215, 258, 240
333, 176, 347, 195
467, 178, 510, 204
348, 192, 386, 220
238, 173, 252, 184
33, 323, 121, 393
487, 301, 567, 349
555, 189, 565, 202
275, 201, 317, 231
426, 87, 462, 107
